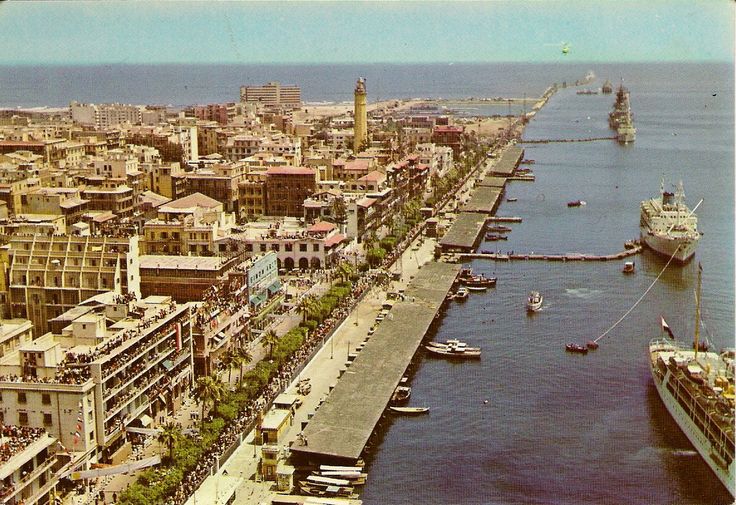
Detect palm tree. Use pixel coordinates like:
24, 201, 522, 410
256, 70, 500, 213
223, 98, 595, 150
218, 350, 237, 384
297, 295, 317, 323
262, 329, 279, 360
193, 374, 224, 427
235, 347, 252, 387
157, 421, 181, 463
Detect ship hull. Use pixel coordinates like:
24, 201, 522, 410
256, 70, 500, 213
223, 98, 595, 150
650, 359, 735, 496
640, 228, 699, 263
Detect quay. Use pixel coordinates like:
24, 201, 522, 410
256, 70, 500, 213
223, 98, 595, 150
438, 212, 489, 253
489, 146, 524, 177
461, 186, 503, 214
460, 244, 642, 262
523, 137, 616, 144
290, 261, 461, 464
477, 175, 507, 188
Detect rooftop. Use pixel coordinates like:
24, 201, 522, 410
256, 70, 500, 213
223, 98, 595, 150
439, 212, 488, 251
162, 192, 221, 210
139, 255, 227, 271
265, 166, 315, 176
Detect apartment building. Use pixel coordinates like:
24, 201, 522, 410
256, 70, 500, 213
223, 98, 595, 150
264, 167, 317, 217
0, 427, 59, 505
7, 234, 141, 336
240, 82, 301, 110
70, 102, 143, 129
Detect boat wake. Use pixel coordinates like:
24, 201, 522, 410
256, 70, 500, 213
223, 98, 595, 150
565, 288, 602, 299
671, 449, 698, 457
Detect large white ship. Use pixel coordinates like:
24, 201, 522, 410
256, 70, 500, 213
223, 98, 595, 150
648, 268, 734, 497
640, 180, 702, 263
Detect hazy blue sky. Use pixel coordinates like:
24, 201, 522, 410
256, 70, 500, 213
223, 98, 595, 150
0, 1, 733, 65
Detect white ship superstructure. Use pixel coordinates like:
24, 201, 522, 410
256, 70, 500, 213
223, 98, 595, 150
649, 340, 735, 496
640, 180, 701, 263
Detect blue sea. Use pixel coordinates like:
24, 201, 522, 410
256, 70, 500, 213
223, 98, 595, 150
1, 62, 733, 504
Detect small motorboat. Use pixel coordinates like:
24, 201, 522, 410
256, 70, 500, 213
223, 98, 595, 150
566, 343, 589, 354
426, 339, 480, 352
526, 291, 543, 312
425, 341, 481, 359
485, 233, 508, 241
391, 385, 411, 404
622, 261, 635, 274
459, 268, 474, 280
567, 200, 586, 207
389, 406, 430, 415
454, 287, 469, 301
506, 197, 518, 202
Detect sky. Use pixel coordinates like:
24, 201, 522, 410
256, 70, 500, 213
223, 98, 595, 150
0, 1, 733, 65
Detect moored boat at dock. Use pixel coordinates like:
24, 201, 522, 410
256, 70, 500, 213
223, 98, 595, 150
485, 233, 508, 241
425, 340, 481, 359
390, 385, 411, 404
648, 267, 734, 497
389, 406, 430, 415
640, 179, 702, 263
486, 225, 513, 233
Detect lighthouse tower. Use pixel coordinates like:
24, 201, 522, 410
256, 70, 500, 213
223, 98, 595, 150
353, 77, 368, 153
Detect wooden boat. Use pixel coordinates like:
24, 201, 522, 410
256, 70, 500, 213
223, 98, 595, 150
487, 225, 512, 233
526, 291, 543, 312
565, 343, 589, 354
461, 274, 497, 289
485, 233, 508, 241
391, 385, 411, 404
567, 200, 587, 207
622, 261, 635, 274
389, 406, 430, 414
314, 471, 368, 485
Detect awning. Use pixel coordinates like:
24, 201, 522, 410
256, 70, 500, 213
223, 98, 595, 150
139, 414, 153, 427
250, 292, 267, 307
162, 360, 174, 371
267, 280, 282, 295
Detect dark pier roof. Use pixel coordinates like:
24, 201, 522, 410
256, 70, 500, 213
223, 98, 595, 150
439, 212, 488, 252
489, 146, 524, 177
461, 186, 503, 214
477, 175, 507, 188
291, 262, 460, 463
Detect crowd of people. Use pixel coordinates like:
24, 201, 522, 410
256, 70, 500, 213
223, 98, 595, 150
0, 425, 46, 464
162, 268, 387, 505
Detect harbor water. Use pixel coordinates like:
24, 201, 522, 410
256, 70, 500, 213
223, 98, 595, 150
360, 64, 734, 505
0, 61, 731, 504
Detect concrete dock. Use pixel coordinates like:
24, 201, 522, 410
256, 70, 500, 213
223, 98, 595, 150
290, 261, 461, 464
489, 146, 524, 177
461, 186, 503, 214
461, 244, 643, 262
438, 212, 489, 253
477, 175, 507, 188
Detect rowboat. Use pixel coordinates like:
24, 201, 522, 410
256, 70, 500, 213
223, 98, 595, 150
390, 385, 411, 404
389, 406, 429, 414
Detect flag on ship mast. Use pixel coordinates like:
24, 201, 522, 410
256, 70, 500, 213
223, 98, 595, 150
660, 316, 675, 339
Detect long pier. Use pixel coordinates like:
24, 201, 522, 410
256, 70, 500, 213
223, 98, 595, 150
523, 137, 616, 144
458, 244, 642, 262
290, 262, 461, 464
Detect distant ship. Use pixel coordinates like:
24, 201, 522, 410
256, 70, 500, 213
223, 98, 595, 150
648, 267, 735, 497
601, 79, 613, 94
640, 180, 702, 263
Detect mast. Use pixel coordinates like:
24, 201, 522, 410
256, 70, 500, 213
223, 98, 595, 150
694, 263, 702, 360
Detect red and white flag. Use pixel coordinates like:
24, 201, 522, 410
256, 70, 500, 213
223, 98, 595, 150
660, 316, 675, 339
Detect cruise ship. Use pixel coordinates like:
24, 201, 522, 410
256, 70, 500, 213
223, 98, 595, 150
648, 269, 734, 497
640, 180, 701, 263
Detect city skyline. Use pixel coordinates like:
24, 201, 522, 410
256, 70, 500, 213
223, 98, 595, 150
0, 1, 733, 66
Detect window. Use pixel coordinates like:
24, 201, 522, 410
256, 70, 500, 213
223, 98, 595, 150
260, 244, 267, 252
299, 244, 307, 252
42, 393, 51, 405
43, 413, 52, 426
18, 392, 27, 404
313, 244, 320, 252
19, 412, 28, 425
